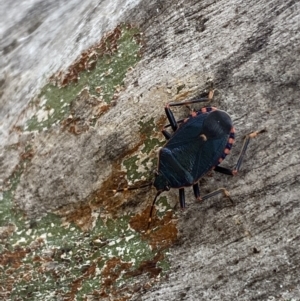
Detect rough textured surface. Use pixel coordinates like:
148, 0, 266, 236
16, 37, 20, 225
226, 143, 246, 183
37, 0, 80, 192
1, 0, 300, 300
0, 0, 141, 147
125, 1, 300, 300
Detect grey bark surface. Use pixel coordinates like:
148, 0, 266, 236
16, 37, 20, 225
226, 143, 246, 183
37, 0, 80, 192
1, 0, 300, 300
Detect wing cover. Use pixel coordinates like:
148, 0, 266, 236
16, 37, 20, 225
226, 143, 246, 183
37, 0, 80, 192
158, 111, 231, 188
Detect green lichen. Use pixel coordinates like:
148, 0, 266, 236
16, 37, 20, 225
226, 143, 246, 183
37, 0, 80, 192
0, 168, 22, 227
0, 156, 31, 243
123, 155, 158, 183
155, 196, 173, 218
142, 137, 161, 154
123, 117, 164, 183
1, 25, 173, 300
157, 256, 171, 275
138, 117, 164, 154
1, 154, 171, 300
25, 25, 142, 132
2, 165, 166, 299
4, 208, 167, 300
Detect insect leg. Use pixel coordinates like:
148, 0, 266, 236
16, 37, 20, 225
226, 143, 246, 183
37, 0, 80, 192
193, 183, 201, 200
163, 107, 184, 137
109, 182, 152, 193
147, 191, 162, 232
163, 90, 214, 136
168, 89, 214, 107
214, 166, 235, 175
164, 104, 178, 132
214, 129, 266, 176
179, 188, 186, 208
162, 118, 185, 139
200, 187, 233, 203
162, 129, 172, 140
233, 129, 266, 174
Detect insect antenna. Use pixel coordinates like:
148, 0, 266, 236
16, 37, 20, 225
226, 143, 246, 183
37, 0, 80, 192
109, 181, 163, 233
147, 191, 162, 233
109, 182, 153, 193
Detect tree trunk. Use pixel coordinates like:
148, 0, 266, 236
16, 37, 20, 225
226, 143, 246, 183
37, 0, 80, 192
1, 0, 299, 300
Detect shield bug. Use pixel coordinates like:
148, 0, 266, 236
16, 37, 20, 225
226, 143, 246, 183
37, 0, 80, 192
113, 89, 265, 230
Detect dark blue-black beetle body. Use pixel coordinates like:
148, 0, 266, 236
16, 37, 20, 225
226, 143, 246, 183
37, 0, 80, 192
154, 108, 234, 192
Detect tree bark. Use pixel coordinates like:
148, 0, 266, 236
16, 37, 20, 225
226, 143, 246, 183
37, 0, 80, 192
1, 0, 300, 300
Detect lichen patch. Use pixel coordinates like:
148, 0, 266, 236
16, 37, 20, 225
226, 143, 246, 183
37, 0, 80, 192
24, 24, 143, 132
